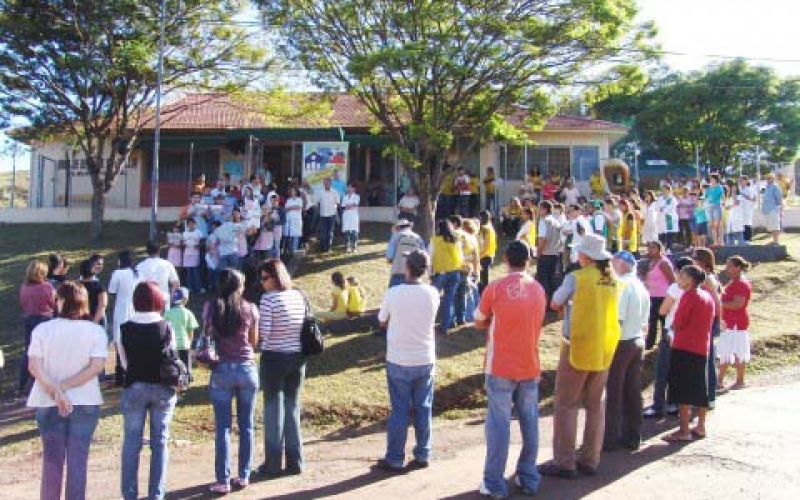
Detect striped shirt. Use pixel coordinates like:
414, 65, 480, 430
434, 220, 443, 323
259, 289, 305, 353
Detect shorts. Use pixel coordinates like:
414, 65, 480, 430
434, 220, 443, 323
694, 221, 708, 236
765, 209, 782, 232
706, 204, 722, 222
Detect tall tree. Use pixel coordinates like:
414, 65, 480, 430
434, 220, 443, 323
258, 0, 653, 240
0, 0, 268, 239
595, 60, 800, 169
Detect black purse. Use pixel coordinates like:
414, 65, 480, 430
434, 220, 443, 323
298, 290, 324, 356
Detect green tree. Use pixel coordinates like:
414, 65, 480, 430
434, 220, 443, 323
258, 0, 653, 240
595, 60, 800, 170
0, 0, 268, 239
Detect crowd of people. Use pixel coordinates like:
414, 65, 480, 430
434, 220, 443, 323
15, 165, 775, 499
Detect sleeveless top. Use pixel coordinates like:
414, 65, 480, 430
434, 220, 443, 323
646, 256, 672, 298
568, 267, 621, 371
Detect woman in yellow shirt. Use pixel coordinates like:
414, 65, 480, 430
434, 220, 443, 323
317, 271, 349, 320
500, 197, 523, 237
429, 219, 463, 334
478, 210, 498, 293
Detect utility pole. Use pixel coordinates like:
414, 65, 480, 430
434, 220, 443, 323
149, 0, 167, 243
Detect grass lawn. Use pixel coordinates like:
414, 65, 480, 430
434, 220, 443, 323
1, 221, 799, 458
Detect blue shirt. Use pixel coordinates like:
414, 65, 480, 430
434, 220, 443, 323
762, 183, 783, 214
617, 272, 650, 341
705, 185, 724, 205
332, 179, 347, 199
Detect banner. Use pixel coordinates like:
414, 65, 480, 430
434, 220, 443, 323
302, 142, 348, 191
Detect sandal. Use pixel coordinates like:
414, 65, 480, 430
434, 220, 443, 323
730, 383, 746, 390
690, 428, 707, 439
232, 478, 249, 489
209, 483, 230, 495
662, 431, 693, 443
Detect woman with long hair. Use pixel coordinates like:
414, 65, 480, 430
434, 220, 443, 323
27, 281, 107, 500
46, 253, 69, 288
692, 247, 723, 408
119, 282, 178, 500
108, 250, 140, 387
718, 256, 752, 389
429, 219, 463, 335
205, 269, 260, 494
257, 259, 307, 477
18, 260, 57, 399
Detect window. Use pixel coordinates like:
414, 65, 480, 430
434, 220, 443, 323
572, 147, 599, 181
499, 145, 526, 181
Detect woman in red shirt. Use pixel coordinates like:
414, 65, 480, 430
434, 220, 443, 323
664, 265, 715, 442
18, 260, 56, 399
718, 256, 752, 390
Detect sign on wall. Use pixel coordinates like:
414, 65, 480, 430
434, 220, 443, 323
302, 141, 348, 191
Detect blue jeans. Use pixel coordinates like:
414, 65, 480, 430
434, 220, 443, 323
36, 405, 99, 500
454, 275, 479, 323
318, 215, 335, 251
260, 351, 306, 475
185, 266, 203, 292
388, 274, 406, 288
725, 231, 744, 245
121, 382, 177, 500
433, 270, 461, 332
218, 253, 240, 271
384, 362, 435, 467
344, 230, 358, 250
210, 362, 260, 485
483, 375, 541, 497
652, 335, 672, 412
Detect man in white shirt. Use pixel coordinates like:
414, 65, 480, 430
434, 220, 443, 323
605, 251, 650, 451
562, 205, 592, 272
738, 175, 756, 243
317, 177, 341, 252
535, 201, 563, 303
376, 250, 440, 473
136, 242, 180, 310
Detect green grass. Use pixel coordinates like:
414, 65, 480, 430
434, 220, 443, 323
1, 221, 799, 458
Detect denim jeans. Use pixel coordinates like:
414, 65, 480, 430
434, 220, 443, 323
121, 382, 177, 500
218, 253, 240, 271
384, 362, 435, 467
343, 230, 358, 250
454, 274, 478, 324
652, 335, 672, 412
36, 405, 99, 500
483, 375, 541, 497
185, 266, 203, 293
260, 351, 306, 475
318, 215, 335, 251
210, 362, 260, 485
432, 270, 461, 332
725, 231, 745, 245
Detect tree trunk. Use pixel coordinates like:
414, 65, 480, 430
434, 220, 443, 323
90, 185, 106, 241
415, 164, 436, 243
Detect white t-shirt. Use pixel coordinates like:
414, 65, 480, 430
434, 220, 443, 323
378, 283, 440, 366
318, 188, 341, 217
136, 257, 179, 307
108, 268, 141, 344
27, 318, 108, 407
561, 187, 581, 206
664, 282, 684, 330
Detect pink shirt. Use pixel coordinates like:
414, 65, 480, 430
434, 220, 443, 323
20, 282, 56, 318
646, 257, 672, 298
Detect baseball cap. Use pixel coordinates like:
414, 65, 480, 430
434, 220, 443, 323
172, 287, 189, 305
613, 250, 637, 267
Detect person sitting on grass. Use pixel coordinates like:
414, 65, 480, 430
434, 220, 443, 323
346, 276, 366, 317
662, 265, 715, 443
316, 271, 349, 321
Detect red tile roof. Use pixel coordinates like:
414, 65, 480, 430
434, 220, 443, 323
138, 93, 626, 133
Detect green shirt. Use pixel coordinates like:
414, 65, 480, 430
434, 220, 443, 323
164, 305, 199, 350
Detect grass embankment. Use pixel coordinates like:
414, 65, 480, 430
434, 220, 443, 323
0, 222, 798, 458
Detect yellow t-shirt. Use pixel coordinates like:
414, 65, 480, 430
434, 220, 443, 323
331, 287, 349, 314
469, 176, 480, 195
484, 174, 496, 194
431, 236, 463, 273
441, 172, 457, 196
480, 224, 497, 259
346, 287, 365, 315
589, 174, 605, 195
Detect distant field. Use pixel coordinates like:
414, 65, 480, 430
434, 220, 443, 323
0, 169, 29, 208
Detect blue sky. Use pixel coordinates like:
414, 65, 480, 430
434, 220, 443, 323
2, 0, 798, 172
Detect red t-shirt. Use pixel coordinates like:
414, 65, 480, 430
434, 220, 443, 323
672, 288, 715, 356
722, 278, 751, 330
475, 272, 546, 380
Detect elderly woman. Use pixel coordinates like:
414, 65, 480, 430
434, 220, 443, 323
257, 259, 307, 477
27, 281, 107, 500
18, 260, 57, 399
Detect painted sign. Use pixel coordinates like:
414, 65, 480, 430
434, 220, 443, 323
302, 142, 348, 191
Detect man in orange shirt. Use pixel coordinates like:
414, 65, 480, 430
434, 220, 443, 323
474, 241, 546, 498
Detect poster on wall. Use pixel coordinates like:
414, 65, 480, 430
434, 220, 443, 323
302, 142, 348, 192
223, 159, 244, 182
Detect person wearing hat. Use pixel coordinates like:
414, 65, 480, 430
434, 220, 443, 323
539, 233, 621, 478
376, 249, 440, 473
473, 240, 546, 498
164, 287, 199, 384
604, 251, 650, 451
386, 219, 425, 288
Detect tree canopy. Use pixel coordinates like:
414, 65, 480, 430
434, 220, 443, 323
258, 0, 654, 239
594, 60, 800, 170
0, 0, 268, 239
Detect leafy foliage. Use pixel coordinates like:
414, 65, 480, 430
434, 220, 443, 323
595, 60, 800, 168
0, 0, 269, 238
257, 0, 653, 238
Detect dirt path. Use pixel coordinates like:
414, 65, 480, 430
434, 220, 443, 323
3, 366, 800, 499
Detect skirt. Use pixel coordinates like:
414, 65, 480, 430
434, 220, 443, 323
717, 329, 751, 364
667, 348, 709, 408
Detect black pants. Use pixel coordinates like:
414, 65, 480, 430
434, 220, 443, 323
479, 256, 492, 294
646, 297, 666, 350
19, 315, 50, 393
744, 225, 753, 243
178, 349, 192, 383
535, 255, 560, 304
678, 219, 693, 247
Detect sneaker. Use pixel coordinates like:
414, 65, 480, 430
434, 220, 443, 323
407, 459, 429, 470
376, 459, 405, 474
513, 475, 538, 496
478, 481, 507, 499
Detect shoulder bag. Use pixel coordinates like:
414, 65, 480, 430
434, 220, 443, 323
297, 289, 325, 356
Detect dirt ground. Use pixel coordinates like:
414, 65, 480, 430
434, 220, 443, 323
3, 366, 799, 500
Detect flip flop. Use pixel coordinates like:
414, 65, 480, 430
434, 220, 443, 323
690, 429, 707, 439
662, 431, 693, 443
730, 383, 746, 390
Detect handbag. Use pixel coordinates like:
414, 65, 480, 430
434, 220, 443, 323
298, 289, 325, 356
160, 349, 189, 391
194, 333, 220, 367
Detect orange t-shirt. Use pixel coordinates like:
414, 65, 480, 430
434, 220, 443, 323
476, 272, 546, 380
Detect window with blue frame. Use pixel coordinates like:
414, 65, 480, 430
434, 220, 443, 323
572, 146, 599, 181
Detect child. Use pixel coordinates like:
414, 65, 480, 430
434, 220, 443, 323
346, 276, 366, 317
316, 271, 349, 320
692, 197, 708, 249
183, 218, 204, 294
718, 256, 752, 390
663, 265, 715, 442
164, 287, 199, 385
